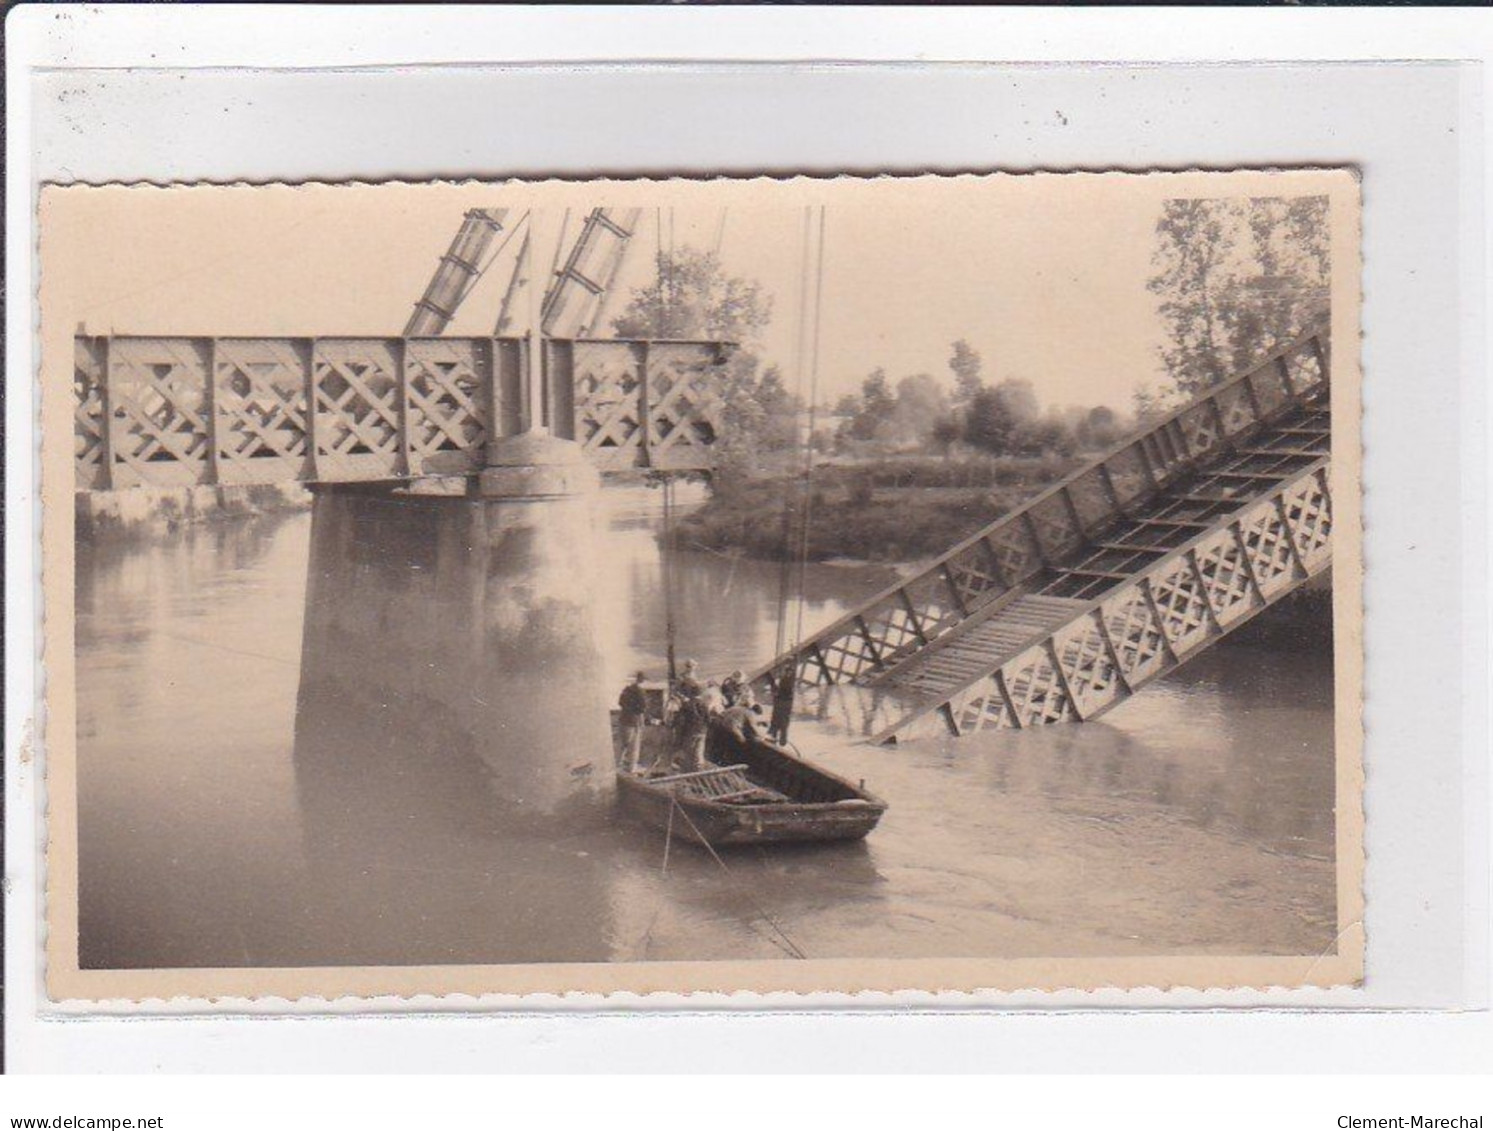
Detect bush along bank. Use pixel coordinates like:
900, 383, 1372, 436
76, 482, 311, 543
670, 457, 1081, 564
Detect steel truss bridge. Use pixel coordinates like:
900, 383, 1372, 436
753, 324, 1335, 744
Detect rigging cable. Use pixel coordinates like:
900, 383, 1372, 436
458, 209, 530, 304
654, 205, 678, 684
712, 208, 728, 259
793, 206, 829, 652
546, 208, 573, 295
489, 212, 535, 334
662, 474, 679, 686
654, 208, 666, 334
773, 206, 815, 660
666, 207, 677, 332
668, 796, 808, 960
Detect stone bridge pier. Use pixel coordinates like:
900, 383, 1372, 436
295, 431, 615, 822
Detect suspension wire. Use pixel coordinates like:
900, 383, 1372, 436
772, 506, 796, 659
668, 796, 808, 960
654, 207, 666, 335
475, 210, 530, 281
660, 795, 675, 876
446, 209, 529, 326
524, 216, 545, 429
652, 207, 680, 689
662, 474, 678, 686
793, 206, 829, 651
667, 207, 677, 333
545, 208, 573, 301
774, 207, 815, 660
489, 212, 535, 334
712, 208, 728, 259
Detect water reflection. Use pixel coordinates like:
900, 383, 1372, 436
74, 485, 1338, 969
593, 485, 897, 687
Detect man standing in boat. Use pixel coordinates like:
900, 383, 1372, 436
617, 670, 650, 775
768, 660, 796, 744
675, 658, 706, 701
671, 675, 716, 773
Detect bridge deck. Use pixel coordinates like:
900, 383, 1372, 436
752, 326, 1334, 744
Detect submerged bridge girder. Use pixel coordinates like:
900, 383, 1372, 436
753, 325, 1336, 745
73, 333, 729, 491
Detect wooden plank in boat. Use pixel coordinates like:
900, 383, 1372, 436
646, 764, 750, 786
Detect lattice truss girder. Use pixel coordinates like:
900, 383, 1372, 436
648, 345, 724, 454
753, 327, 1333, 710
403, 342, 490, 455
216, 339, 312, 466
74, 335, 726, 488
564, 341, 725, 467
898, 461, 1333, 743
571, 342, 644, 452
114, 339, 213, 474
74, 337, 108, 488
308, 340, 407, 480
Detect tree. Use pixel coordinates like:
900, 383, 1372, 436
1132, 384, 1166, 425
993, 378, 1039, 428
963, 378, 1063, 457
1014, 415, 1078, 459
610, 249, 781, 489
753, 364, 800, 451
832, 393, 861, 418
842, 368, 897, 444
862, 369, 895, 416
948, 339, 985, 408
613, 248, 773, 344
1076, 405, 1122, 450
1148, 196, 1329, 398
931, 415, 962, 459
889, 373, 950, 447
963, 389, 1011, 454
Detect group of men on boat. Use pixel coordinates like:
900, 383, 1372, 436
616, 658, 798, 777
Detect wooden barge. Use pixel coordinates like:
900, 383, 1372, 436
611, 701, 886, 847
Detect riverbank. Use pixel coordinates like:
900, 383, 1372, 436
673, 456, 1076, 564
76, 482, 311, 543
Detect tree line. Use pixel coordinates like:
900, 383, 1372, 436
831, 341, 1125, 460
1144, 195, 1329, 407
609, 193, 1330, 479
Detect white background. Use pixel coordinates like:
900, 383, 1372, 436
5, 5, 1490, 1083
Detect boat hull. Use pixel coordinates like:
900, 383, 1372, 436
616, 773, 885, 847
611, 716, 887, 848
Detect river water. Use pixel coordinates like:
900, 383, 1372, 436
74, 487, 1337, 969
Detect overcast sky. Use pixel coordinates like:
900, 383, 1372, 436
49, 182, 1176, 412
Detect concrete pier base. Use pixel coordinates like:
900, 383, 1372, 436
296, 432, 614, 820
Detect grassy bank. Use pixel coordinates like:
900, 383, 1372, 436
673, 456, 1079, 563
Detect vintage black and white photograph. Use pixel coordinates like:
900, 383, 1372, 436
41, 171, 1361, 998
